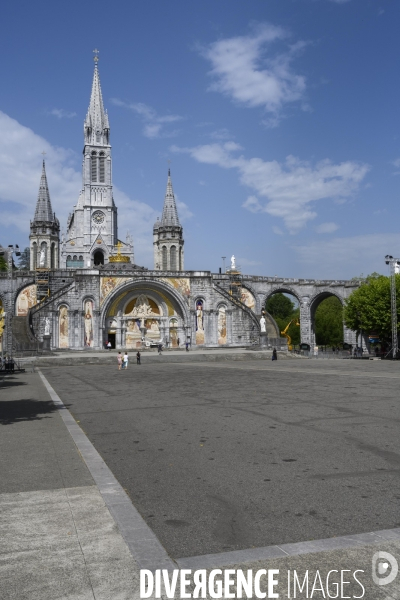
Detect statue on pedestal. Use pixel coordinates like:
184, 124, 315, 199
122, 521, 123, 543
230, 255, 236, 270
44, 317, 51, 336
260, 315, 266, 333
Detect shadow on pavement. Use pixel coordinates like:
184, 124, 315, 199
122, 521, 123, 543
0, 377, 27, 388
0, 398, 60, 425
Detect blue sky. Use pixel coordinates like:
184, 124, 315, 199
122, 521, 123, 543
0, 0, 398, 279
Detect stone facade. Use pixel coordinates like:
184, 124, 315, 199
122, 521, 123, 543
0, 56, 362, 353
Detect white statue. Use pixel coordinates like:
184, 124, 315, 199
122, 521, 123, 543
44, 317, 51, 336
260, 316, 266, 333
231, 255, 236, 270
39, 248, 46, 267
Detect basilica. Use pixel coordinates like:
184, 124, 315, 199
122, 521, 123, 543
0, 58, 360, 353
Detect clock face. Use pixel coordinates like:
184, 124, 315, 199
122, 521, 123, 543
92, 211, 105, 225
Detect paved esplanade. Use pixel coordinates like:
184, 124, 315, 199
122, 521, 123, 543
3, 358, 400, 599
42, 360, 400, 557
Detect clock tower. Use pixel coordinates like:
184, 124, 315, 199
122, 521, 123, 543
60, 51, 133, 268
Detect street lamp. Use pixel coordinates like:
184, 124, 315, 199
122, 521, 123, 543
222, 257, 226, 273
385, 255, 400, 359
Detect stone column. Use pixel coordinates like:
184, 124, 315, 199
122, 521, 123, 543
300, 303, 312, 346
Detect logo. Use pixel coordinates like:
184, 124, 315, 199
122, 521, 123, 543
372, 552, 399, 586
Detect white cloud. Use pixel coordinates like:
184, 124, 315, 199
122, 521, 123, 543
199, 24, 308, 118
111, 99, 183, 139
0, 110, 157, 266
273, 226, 284, 235
237, 257, 261, 267
48, 108, 77, 119
293, 233, 397, 279
315, 222, 339, 233
209, 128, 232, 140
172, 142, 369, 233
392, 158, 400, 175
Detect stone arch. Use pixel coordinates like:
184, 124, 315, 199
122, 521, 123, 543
263, 286, 302, 308
308, 290, 345, 348
100, 279, 191, 349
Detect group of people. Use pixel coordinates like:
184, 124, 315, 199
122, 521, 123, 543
0, 356, 15, 372
117, 351, 141, 370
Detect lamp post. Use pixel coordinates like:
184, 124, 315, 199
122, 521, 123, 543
385, 255, 400, 359
222, 257, 226, 274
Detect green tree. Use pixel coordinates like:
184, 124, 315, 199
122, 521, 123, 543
0, 255, 7, 272
265, 293, 295, 319
314, 296, 344, 346
18, 247, 30, 270
266, 293, 300, 345
344, 275, 397, 342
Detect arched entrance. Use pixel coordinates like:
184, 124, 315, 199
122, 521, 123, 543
101, 279, 190, 350
265, 289, 300, 349
309, 292, 344, 350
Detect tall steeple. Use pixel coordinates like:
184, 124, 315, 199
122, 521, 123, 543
84, 50, 110, 146
30, 160, 60, 270
153, 169, 184, 271
60, 51, 133, 269
34, 160, 56, 222
160, 169, 180, 226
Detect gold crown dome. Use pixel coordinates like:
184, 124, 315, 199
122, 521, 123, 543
109, 241, 130, 263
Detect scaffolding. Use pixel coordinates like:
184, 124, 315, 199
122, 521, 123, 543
35, 269, 50, 303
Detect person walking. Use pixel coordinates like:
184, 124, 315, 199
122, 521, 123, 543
117, 352, 123, 371
177, 337, 180, 348
107, 341, 112, 351
272, 348, 277, 361
158, 343, 162, 355
185, 341, 189, 352
136, 351, 141, 365
123, 352, 129, 369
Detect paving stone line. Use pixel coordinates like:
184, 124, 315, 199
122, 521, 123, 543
38, 370, 176, 572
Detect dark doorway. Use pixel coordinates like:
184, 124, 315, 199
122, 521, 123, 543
107, 333, 116, 349
93, 250, 104, 266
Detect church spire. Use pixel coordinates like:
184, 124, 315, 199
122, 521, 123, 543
160, 169, 180, 226
34, 160, 56, 222
84, 50, 110, 146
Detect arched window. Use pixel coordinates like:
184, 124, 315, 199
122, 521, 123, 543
99, 152, 105, 183
40, 242, 47, 267
170, 246, 177, 270
91, 151, 97, 182
93, 250, 104, 266
32, 242, 37, 269
162, 246, 168, 270
179, 247, 182, 270
73, 255, 77, 261
51, 243, 55, 269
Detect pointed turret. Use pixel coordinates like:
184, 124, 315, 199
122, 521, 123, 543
30, 160, 60, 270
159, 169, 180, 227
84, 55, 110, 146
34, 161, 56, 222
153, 169, 184, 270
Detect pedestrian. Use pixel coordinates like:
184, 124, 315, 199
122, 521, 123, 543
177, 337, 180, 347
185, 341, 189, 352
158, 343, 162, 355
117, 351, 122, 371
123, 352, 128, 369
272, 348, 277, 361
107, 341, 112, 351
136, 351, 141, 365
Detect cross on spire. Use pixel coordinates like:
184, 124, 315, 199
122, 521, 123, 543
93, 48, 99, 63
